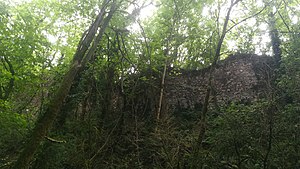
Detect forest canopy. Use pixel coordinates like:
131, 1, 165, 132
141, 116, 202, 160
0, 0, 299, 168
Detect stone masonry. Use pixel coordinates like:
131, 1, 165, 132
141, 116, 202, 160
164, 54, 275, 111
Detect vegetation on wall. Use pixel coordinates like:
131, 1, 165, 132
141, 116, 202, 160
0, 0, 299, 168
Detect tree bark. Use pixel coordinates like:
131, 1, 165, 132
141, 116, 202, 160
194, 0, 240, 155
269, 13, 282, 67
157, 61, 167, 121
12, 1, 116, 168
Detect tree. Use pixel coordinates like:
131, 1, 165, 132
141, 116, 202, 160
0, 0, 299, 168
193, 0, 241, 155
12, 1, 117, 168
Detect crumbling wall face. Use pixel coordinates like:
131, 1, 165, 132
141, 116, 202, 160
165, 54, 275, 111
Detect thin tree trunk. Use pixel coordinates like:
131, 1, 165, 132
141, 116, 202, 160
194, 0, 240, 156
262, 11, 282, 168
157, 61, 167, 121
12, 1, 116, 168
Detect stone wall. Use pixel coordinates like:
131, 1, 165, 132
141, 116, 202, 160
164, 54, 275, 111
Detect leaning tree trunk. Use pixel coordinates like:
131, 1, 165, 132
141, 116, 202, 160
12, 1, 116, 169
192, 1, 241, 166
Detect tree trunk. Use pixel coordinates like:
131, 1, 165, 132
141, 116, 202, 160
157, 61, 167, 121
269, 13, 282, 67
196, 0, 240, 146
193, 0, 241, 162
12, 1, 116, 168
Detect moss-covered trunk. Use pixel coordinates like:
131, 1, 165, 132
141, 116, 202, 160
12, 1, 116, 168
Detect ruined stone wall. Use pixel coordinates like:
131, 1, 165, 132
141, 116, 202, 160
164, 54, 275, 111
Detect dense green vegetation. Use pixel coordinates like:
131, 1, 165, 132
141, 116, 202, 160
0, 0, 299, 168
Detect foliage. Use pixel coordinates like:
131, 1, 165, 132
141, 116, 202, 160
0, 110, 28, 168
0, 0, 299, 168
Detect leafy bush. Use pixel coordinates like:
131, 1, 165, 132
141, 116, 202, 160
0, 110, 28, 168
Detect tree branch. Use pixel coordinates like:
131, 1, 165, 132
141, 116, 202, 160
226, 5, 267, 33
